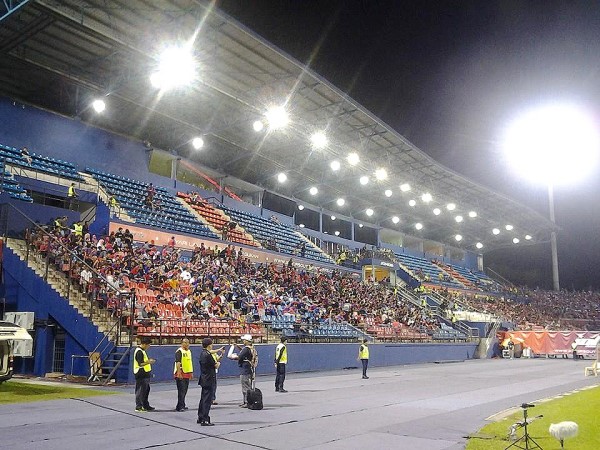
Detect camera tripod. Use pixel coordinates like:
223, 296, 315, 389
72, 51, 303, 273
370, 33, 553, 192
505, 403, 543, 450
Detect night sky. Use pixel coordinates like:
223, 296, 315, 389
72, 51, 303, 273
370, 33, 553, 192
217, 0, 600, 290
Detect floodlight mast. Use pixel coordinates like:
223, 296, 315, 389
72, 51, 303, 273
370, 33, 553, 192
548, 184, 560, 291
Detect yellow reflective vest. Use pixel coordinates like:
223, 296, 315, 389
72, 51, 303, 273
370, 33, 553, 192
173, 347, 193, 374
275, 343, 288, 364
133, 347, 150, 374
359, 344, 369, 360
73, 223, 83, 236
68, 185, 76, 197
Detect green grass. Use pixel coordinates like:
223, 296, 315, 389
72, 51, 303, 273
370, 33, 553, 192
466, 385, 600, 450
0, 381, 116, 404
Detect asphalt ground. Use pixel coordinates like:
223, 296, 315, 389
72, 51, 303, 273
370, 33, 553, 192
1, 358, 598, 450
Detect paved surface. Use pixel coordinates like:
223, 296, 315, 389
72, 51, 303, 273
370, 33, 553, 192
1, 358, 598, 449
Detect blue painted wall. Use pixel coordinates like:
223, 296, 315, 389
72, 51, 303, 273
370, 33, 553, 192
125, 341, 478, 383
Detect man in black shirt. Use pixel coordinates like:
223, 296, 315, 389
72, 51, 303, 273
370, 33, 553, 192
231, 334, 257, 407
197, 338, 217, 426
134, 337, 156, 412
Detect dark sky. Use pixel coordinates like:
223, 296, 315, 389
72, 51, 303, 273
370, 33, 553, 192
216, 0, 600, 290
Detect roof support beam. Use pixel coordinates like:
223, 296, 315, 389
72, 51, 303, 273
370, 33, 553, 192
0, 0, 31, 23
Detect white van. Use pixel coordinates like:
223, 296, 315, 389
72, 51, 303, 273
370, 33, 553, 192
0, 321, 33, 383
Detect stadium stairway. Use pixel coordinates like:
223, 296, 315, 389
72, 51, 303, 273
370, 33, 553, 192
4, 239, 130, 382
432, 260, 474, 289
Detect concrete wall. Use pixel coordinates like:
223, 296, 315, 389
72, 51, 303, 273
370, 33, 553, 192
125, 341, 478, 383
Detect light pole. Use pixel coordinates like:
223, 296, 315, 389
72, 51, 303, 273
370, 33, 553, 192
547, 184, 559, 291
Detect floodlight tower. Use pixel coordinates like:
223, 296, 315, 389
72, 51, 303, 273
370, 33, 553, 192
504, 104, 600, 291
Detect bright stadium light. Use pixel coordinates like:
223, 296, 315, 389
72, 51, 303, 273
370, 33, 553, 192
253, 120, 264, 132
455, 234, 463, 242
336, 198, 345, 206
310, 131, 328, 149
365, 208, 374, 216
492, 228, 500, 235
334, 231, 340, 236
415, 222, 423, 230
513, 237, 520, 244
525, 234, 532, 240
433, 208, 441, 216
309, 186, 318, 195
505, 224, 513, 231
446, 203, 456, 211
468, 211, 478, 218
358, 223, 364, 228
375, 168, 387, 180
392, 216, 400, 224
360, 176, 369, 185
408, 199, 416, 207
455, 215, 463, 223
277, 172, 287, 183
385, 189, 393, 197
92, 99, 106, 113
192, 137, 204, 149
265, 105, 289, 130
298, 205, 305, 211
330, 160, 341, 171
504, 104, 600, 290
421, 192, 433, 203
400, 183, 411, 192
150, 46, 196, 90
476, 242, 483, 249
331, 215, 336, 221
299, 223, 305, 228
347, 152, 360, 166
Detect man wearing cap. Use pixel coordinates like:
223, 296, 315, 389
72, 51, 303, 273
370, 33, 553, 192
274, 336, 288, 392
231, 334, 257, 407
134, 337, 156, 412
358, 339, 369, 379
174, 338, 193, 412
197, 338, 217, 426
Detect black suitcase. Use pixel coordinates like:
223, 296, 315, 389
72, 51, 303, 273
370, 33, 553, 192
247, 387, 263, 410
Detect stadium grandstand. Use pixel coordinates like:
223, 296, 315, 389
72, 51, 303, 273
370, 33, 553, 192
0, 0, 597, 396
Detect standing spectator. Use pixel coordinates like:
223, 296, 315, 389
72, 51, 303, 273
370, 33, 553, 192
274, 336, 288, 392
174, 338, 193, 412
21, 146, 32, 164
197, 338, 217, 426
134, 337, 156, 412
211, 346, 224, 405
358, 339, 369, 379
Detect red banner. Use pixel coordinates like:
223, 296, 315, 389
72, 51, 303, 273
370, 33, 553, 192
508, 330, 600, 356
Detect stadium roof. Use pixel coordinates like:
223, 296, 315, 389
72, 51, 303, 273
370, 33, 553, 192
0, 0, 556, 252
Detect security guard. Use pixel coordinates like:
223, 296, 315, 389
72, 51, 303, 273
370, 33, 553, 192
72, 221, 83, 237
274, 336, 288, 392
67, 182, 78, 210
358, 339, 369, 379
174, 338, 193, 412
134, 336, 156, 412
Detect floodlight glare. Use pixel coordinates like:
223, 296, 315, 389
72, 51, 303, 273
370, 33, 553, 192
192, 137, 204, 149
385, 189, 393, 197
360, 176, 369, 185
334, 231, 340, 236
366, 208, 374, 216
310, 131, 328, 149
525, 234, 532, 240
253, 120, 264, 132
309, 187, 318, 195
492, 228, 500, 235
400, 183, 411, 192
433, 208, 441, 216
455, 234, 463, 241
92, 99, 106, 113
415, 222, 423, 230
150, 46, 196, 89
476, 242, 483, 249
408, 199, 417, 207
277, 172, 287, 183
330, 160, 341, 171
392, 216, 400, 224
468, 211, 477, 218
299, 224, 305, 228
336, 198, 345, 206
347, 152, 360, 166
331, 215, 336, 220
455, 215, 463, 223
513, 237, 520, 244
375, 168, 388, 180
265, 105, 289, 130
358, 223, 364, 228
446, 203, 456, 211
298, 205, 305, 211
421, 193, 432, 203
503, 104, 600, 185
505, 224, 514, 231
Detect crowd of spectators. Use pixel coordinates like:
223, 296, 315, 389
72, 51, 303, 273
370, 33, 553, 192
24, 219, 446, 338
